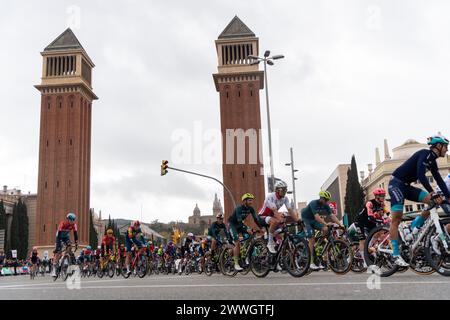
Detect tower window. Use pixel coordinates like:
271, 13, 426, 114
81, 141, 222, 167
226, 92, 229, 99
58, 139, 60, 144
242, 171, 245, 179
238, 91, 240, 97
250, 90, 253, 97
45, 181, 47, 189
71, 102, 74, 108
255, 171, 257, 177
57, 181, 59, 188
46, 140, 49, 147
43, 224, 45, 232
70, 139, 73, 146
59, 102, 62, 109
48, 103, 50, 109
230, 172, 232, 178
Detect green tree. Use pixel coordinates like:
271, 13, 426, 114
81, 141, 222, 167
344, 155, 366, 224
18, 199, 29, 259
0, 200, 5, 230
89, 210, 98, 248
8, 202, 20, 258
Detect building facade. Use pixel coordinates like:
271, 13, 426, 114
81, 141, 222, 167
362, 139, 450, 213
0, 186, 37, 251
188, 194, 224, 226
321, 164, 351, 220
35, 29, 98, 247
213, 16, 266, 220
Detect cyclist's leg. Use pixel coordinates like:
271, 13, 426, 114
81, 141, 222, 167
125, 237, 132, 272
229, 223, 241, 269
407, 187, 431, 229
388, 177, 406, 258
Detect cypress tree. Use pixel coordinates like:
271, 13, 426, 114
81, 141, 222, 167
18, 199, 29, 260
9, 203, 20, 258
344, 155, 366, 224
89, 210, 98, 248
0, 200, 5, 230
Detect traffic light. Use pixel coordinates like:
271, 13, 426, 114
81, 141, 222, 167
161, 160, 169, 176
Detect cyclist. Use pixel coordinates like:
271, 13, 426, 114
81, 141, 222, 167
301, 191, 344, 270
229, 193, 262, 271
42, 250, 50, 273
101, 229, 117, 265
354, 188, 390, 266
207, 213, 229, 253
51, 212, 78, 276
29, 247, 40, 277
83, 245, 93, 271
181, 233, 195, 258
259, 181, 299, 254
125, 220, 144, 275
388, 134, 450, 266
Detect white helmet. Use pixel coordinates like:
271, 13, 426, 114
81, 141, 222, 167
188, 232, 194, 237
274, 180, 288, 190
97, 246, 101, 250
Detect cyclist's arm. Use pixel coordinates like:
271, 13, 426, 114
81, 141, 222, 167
432, 166, 450, 199
417, 152, 434, 193
314, 213, 327, 225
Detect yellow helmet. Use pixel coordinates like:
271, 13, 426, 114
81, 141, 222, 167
107, 229, 114, 236
319, 191, 332, 201
242, 193, 255, 201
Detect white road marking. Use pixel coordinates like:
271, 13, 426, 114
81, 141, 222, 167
1, 280, 450, 290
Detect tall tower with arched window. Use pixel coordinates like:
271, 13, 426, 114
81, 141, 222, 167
213, 16, 265, 220
34, 28, 98, 247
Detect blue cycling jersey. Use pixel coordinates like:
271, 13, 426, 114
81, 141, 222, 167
392, 149, 450, 198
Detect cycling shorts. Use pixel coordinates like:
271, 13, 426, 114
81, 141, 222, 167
303, 218, 324, 238
125, 236, 143, 252
54, 235, 71, 253
388, 176, 428, 213
228, 223, 248, 242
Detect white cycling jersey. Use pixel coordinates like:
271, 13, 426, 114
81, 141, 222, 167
258, 192, 291, 217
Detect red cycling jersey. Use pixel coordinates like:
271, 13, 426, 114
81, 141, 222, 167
102, 235, 116, 247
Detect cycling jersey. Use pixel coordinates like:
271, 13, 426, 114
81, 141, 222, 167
356, 199, 388, 225
392, 149, 450, 198
56, 220, 78, 241
102, 235, 116, 247
301, 199, 333, 221
229, 205, 259, 225
258, 192, 291, 217
30, 251, 39, 264
445, 174, 450, 193
207, 221, 230, 240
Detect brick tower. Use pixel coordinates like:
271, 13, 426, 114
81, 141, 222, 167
213, 16, 265, 220
34, 29, 98, 247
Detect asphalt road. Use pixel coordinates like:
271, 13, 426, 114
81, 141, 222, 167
1, 270, 450, 300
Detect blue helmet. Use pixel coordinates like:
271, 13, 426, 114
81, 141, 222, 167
66, 212, 76, 221
428, 135, 449, 146
86, 246, 92, 250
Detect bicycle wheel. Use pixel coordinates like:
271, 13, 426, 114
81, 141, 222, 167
61, 256, 70, 281
364, 226, 399, 277
409, 247, 435, 275
250, 239, 271, 278
137, 257, 147, 278
219, 247, 236, 277
423, 218, 450, 277
107, 261, 115, 278
326, 239, 352, 275
286, 238, 310, 278
350, 244, 367, 273
97, 264, 105, 278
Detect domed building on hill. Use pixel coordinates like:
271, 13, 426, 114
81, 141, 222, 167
188, 194, 224, 226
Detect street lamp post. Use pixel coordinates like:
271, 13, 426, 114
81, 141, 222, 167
248, 51, 284, 192
285, 147, 299, 211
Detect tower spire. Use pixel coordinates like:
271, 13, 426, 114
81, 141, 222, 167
384, 139, 391, 160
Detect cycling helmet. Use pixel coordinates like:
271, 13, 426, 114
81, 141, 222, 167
373, 188, 386, 196
428, 134, 449, 146
106, 229, 114, 236
97, 246, 101, 250
32, 246, 38, 251
274, 181, 288, 190
319, 191, 332, 201
86, 246, 92, 250
216, 213, 224, 219
66, 212, 76, 221
241, 193, 255, 201
187, 232, 194, 237
132, 220, 140, 228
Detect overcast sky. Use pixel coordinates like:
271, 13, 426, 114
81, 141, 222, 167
1, 1, 449, 223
